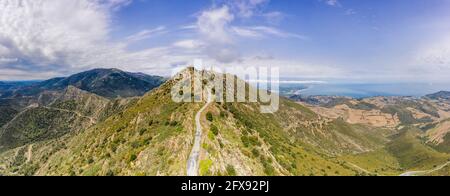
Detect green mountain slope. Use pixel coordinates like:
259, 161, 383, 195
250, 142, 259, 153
1, 68, 448, 176
386, 128, 450, 170
0, 86, 133, 152
0, 106, 17, 128
0, 68, 396, 176
33, 79, 200, 176
341, 127, 450, 176
1, 68, 165, 99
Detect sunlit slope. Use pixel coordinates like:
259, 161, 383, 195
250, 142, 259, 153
15, 69, 367, 175
0, 68, 410, 176
386, 128, 450, 170
33, 78, 199, 176
341, 127, 450, 176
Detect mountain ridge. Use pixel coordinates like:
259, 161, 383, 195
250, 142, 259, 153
426, 91, 450, 100
1, 68, 450, 176
2, 68, 165, 99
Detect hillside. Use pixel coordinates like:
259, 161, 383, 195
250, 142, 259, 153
0, 68, 165, 133
1, 68, 450, 176
386, 128, 449, 170
0, 86, 135, 152
0, 68, 395, 176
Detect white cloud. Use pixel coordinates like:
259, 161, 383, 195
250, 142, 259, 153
173, 39, 205, 49
0, 0, 317, 80
0, 58, 18, 64
0, 0, 183, 78
193, 1, 305, 63
233, 26, 308, 40
262, 11, 285, 24
226, 0, 269, 18
345, 9, 356, 15
0, 0, 111, 69
231, 27, 264, 38
200, 57, 344, 79
197, 6, 235, 44
94, 0, 132, 10
323, 0, 340, 7
0, 68, 61, 80
126, 26, 167, 43
205, 46, 241, 63
419, 38, 450, 66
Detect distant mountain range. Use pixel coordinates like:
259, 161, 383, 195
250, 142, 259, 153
0, 68, 165, 99
0, 81, 38, 94
0, 69, 165, 152
1, 68, 450, 176
426, 91, 450, 100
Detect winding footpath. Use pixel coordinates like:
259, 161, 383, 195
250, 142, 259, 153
187, 90, 213, 176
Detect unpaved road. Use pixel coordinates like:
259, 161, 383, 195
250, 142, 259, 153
187, 90, 212, 176
400, 161, 450, 176
347, 162, 374, 175
26, 144, 33, 163
43, 106, 97, 125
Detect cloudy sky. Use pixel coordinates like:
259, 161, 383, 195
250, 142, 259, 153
1, 0, 450, 83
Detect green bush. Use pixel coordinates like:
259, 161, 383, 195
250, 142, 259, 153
106, 170, 115, 176
139, 128, 147, 135
226, 165, 237, 176
129, 154, 137, 162
170, 121, 179, 126
210, 125, 219, 136
206, 112, 213, 122
252, 148, 260, 157
241, 135, 261, 147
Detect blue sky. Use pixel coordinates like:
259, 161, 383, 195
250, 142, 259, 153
0, 0, 450, 83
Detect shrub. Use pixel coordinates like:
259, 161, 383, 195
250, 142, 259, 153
170, 121, 179, 126
129, 154, 137, 162
199, 159, 213, 176
106, 170, 115, 176
131, 141, 140, 149
220, 111, 227, 118
139, 128, 147, 136
241, 135, 261, 147
210, 125, 219, 136
226, 165, 237, 176
261, 157, 275, 175
252, 148, 260, 157
206, 112, 213, 122
143, 137, 153, 145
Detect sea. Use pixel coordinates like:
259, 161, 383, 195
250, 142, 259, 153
279, 83, 450, 99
